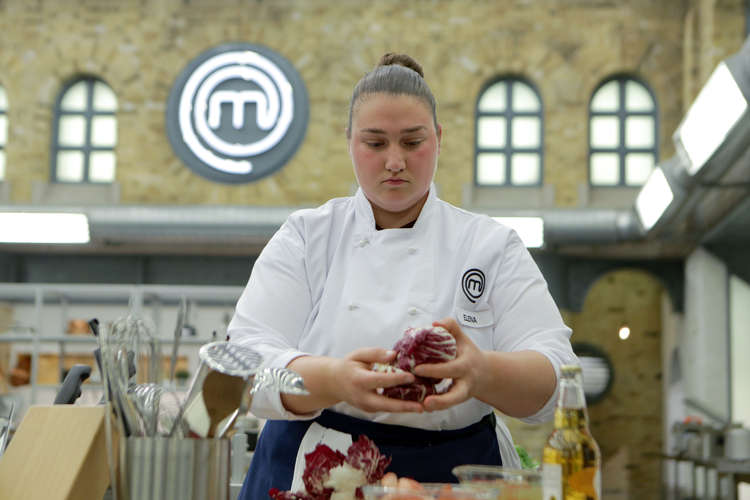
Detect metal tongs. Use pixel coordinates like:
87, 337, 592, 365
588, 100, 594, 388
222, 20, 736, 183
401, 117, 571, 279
169, 341, 309, 438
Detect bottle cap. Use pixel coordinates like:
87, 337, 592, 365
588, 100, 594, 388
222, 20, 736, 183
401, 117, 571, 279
560, 364, 582, 375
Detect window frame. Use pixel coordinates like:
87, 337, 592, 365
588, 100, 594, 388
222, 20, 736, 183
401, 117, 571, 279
474, 75, 545, 187
50, 76, 117, 184
588, 74, 660, 188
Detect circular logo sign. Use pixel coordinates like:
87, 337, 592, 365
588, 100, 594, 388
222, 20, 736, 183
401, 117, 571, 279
166, 43, 309, 184
462, 268, 485, 303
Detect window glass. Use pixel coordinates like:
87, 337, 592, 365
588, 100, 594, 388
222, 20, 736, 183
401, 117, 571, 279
93, 81, 118, 111
0, 115, 7, 145
589, 77, 658, 187
60, 81, 88, 111
477, 117, 506, 148
475, 77, 543, 187
625, 80, 654, 111
477, 153, 506, 185
511, 153, 541, 185
625, 116, 655, 148
90, 151, 116, 182
58, 115, 87, 146
0, 86, 5, 182
53, 78, 117, 183
478, 82, 507, 112
625, 153, 655, 185
512, 116, 540, 148
590, 153, 619, 185
91, 116, 117, 147
591, 117, 619, 148
590, 81, 618, 112
57, 151, 85, 182
512, 81, 540, 112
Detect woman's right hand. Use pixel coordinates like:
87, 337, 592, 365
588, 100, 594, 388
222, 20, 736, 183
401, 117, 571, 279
334, 347, 424, 413
282, 348, 424, 415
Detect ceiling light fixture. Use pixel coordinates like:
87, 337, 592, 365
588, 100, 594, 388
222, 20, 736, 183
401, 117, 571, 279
492, 216, 544, 248
0, 212, 90, 244
673, 37, 750, 177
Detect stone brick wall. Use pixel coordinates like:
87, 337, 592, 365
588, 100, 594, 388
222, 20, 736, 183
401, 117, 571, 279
504, 269, 665, 499
0, 0, 744, 207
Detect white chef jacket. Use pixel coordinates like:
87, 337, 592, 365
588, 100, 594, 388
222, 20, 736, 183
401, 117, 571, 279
229, 185, 576, 466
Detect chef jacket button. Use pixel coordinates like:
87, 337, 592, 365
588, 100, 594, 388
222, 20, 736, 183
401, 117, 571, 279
349, 303, 359, 311
408, 307, 418, 315
407, 247, 417, 255
358, 238, 369, 247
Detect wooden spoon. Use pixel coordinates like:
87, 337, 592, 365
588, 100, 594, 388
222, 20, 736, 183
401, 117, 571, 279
200, 370, 246, 438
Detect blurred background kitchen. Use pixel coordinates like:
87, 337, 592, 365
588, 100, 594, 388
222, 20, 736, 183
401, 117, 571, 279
0, 1, 748, 498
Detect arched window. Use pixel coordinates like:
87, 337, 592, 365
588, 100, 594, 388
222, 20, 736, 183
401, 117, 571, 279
475, 77, 543, 186
51, 77, 118, 183
589, 76, 658, 187
0, 85, 7, 181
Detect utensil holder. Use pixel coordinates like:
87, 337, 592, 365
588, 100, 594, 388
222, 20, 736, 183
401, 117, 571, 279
121, 436, 230, 500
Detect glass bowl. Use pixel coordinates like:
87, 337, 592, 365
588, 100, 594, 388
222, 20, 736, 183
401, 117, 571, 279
451, 465, 542, 500
362, 484, 496, 499
361, 485, 435, 500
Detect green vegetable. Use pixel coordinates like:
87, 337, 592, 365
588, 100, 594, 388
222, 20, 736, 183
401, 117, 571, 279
515, 445, 540, 470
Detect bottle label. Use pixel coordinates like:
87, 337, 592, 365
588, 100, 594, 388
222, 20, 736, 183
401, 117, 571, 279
542, 463, 562, 500
569, 466, 599, 498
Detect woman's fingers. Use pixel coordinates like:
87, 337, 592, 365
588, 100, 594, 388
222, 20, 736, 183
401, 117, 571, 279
347, 346, 398, 365
357, 393, 424, 413
411, 359, 456, 379
422, 379, 471, 411
367, 369, 416, 388
433, 317, 465, 340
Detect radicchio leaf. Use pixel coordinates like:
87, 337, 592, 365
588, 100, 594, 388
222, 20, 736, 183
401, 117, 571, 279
381, 376, 438, 402
393, 326, 457, 372
345, 435, 392, 483
302, 444, 346, 498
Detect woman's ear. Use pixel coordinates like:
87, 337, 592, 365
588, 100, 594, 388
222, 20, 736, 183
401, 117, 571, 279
436, 124, 442, 154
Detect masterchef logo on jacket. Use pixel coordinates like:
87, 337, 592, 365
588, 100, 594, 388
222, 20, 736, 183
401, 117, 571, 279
461, 268, 485, 303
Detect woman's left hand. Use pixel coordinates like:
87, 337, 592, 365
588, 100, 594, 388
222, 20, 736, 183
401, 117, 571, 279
411, 317, 488, 412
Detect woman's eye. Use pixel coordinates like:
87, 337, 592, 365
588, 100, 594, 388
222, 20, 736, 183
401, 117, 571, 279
366, 141, 385, 148
403, 139, 424, 147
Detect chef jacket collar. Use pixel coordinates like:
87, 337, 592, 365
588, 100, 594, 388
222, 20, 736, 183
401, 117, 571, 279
354, 183, 437, 235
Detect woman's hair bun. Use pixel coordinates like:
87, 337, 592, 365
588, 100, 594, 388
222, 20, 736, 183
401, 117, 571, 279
376, 53, 424, 78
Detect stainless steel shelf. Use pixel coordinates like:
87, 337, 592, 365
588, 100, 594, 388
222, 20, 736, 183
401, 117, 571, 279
0, 334, 216, 345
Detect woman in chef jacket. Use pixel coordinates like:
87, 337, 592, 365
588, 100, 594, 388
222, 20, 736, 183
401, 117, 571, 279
230, 53, 577, 499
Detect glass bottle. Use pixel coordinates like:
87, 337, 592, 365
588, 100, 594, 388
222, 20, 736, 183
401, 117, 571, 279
542, 364, 601, 500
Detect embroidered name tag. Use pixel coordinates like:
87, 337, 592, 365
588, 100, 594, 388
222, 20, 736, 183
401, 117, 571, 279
455, 307, 493, 328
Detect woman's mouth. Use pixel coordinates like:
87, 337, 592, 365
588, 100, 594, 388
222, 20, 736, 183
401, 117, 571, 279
383, 178, 407, 185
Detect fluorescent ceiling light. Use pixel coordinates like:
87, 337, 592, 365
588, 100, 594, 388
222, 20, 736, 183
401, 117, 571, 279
0, 212, 90, 243
674, 62, 748, 176
635, 167, 674, 231
492, 216, 544, 248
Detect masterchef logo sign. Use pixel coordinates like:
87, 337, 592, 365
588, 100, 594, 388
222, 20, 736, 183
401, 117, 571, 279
166, 43, 308, 183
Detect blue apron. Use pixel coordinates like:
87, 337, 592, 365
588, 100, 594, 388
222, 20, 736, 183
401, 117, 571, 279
238, 410, 502, 500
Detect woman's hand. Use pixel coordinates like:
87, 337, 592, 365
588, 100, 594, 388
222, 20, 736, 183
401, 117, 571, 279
335, 347, 424, 413
413, 317, 557, 417
411, 318, 488, 412
282, 348, 424, 415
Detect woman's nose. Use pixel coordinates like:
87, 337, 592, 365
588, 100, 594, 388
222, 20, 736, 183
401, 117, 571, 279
384, 148, 406, 172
